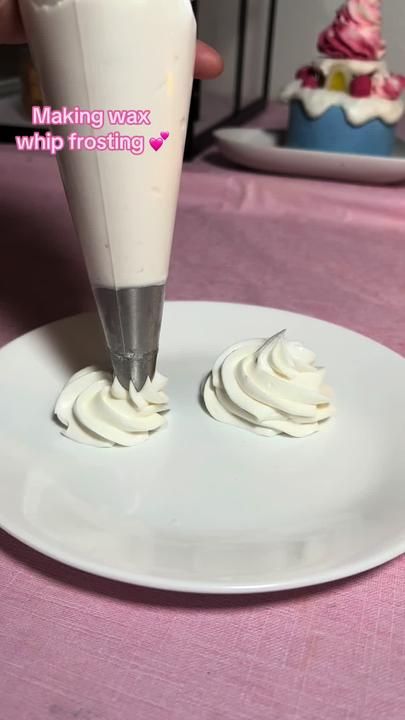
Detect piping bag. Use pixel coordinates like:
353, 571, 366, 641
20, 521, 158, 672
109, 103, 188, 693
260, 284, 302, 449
18, 0, 196, 389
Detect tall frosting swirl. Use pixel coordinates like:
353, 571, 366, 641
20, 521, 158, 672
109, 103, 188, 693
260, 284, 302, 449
55, 366, 169, 447
318, 0, 386, 61
203, 331, 335, 438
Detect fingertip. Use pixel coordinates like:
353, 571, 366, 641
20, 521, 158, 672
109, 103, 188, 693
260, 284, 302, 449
195, 40, 224, 80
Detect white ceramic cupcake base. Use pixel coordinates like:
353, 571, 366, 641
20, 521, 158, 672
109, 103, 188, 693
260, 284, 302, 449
214, 128, 405, 185
0, 303, 405, 594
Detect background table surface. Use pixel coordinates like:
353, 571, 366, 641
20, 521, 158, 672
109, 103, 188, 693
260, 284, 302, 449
1, 106, 405, 720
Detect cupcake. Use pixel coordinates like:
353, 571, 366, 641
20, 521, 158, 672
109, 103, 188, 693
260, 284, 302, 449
282, 0, 405, 156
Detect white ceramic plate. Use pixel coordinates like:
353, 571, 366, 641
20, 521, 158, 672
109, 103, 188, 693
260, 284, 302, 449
214, 128, 405, 185
1, 302, 405, 594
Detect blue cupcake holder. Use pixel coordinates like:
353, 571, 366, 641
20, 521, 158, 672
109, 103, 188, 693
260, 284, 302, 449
286, 100, 396, 157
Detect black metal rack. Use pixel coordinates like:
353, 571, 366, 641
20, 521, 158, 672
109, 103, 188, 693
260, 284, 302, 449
185, 0, 277, 159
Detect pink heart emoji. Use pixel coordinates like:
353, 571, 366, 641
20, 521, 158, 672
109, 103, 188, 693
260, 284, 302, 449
150, 137, 163, 152
160, 131, 170, 141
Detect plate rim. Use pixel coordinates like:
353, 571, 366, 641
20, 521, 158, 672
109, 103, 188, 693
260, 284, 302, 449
2, 521, 405, 595
214, 127, 405, 166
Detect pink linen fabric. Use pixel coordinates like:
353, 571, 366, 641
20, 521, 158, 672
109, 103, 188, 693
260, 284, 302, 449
1, 107, 405, 718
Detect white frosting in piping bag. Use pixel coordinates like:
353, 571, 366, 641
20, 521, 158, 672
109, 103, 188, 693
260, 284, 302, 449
282, 80, 404, 125
55, 367, 169, 447
203, 331, 335, 438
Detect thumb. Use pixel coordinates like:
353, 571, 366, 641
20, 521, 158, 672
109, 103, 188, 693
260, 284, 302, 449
0, 0, 25, 43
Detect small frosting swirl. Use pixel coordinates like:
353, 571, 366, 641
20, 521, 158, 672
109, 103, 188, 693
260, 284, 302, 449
203, 331, 335, 438
318, 0, 386, 61
55, 366, 169, 447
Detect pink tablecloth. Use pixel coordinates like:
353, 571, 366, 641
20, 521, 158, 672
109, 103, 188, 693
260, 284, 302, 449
1, 114, 405, 720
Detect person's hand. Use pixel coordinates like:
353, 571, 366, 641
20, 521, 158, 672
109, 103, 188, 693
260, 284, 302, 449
0, 0, 224, 79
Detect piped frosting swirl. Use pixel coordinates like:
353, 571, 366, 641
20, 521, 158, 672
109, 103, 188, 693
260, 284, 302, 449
203, 331, 335, 438
55, 366, 169, 447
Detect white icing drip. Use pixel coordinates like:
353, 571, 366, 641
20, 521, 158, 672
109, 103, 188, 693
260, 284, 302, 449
282, 81, 404, 126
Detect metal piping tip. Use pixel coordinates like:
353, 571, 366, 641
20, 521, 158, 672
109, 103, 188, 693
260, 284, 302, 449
94, 284, 165, 391
110, 349, 158, 392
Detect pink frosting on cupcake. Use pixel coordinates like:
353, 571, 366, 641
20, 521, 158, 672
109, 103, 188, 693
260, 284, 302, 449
318, 0, 386, 61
